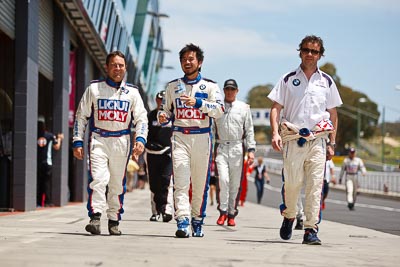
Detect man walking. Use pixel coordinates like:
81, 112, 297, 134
145, 90, 173, 222
73, 51, 148, 235
214, 79, 256, 227
339, 148, 366, 210
158, 43, 224, 238
268, 35, 342, 245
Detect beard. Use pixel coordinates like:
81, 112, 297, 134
183, 68, 199, 77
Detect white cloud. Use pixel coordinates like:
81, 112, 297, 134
163, 24, 294, 60
161, 0, 400, 16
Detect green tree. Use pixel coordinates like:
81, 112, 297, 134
321, 63, 380, 153
246, 84, 274, 108
246, 84, 274, 144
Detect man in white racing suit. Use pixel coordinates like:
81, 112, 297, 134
73, 51, 148, 236
158, 43, 224, 238
213, 79, 256, 227
269, 35, 342, 245
339, 147, 366, 210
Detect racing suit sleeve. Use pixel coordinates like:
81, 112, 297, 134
244, 104, 256, 152
72, 86, 93, 148
195, 84, 225, 119
339, 159, 347, 183
359, 159, 367, 175
131, 89, 148, 144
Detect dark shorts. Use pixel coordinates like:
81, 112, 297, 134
210, 176, 217, 186
323, 179, 329, 197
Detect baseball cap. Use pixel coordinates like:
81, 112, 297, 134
156, 90, 165, 99
38, 115, 45, 123
349, 147, 356, 153
223, 79, 238, 89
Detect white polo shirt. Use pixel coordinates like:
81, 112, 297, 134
268, 66, 342, 129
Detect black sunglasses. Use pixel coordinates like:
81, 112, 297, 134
300, 48, 320, 56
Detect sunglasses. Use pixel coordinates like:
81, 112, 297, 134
300, 48, 320, 56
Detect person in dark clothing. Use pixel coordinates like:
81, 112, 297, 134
37, 116, 63, 207
254, 156, 270, 204
145, 90, 173, 223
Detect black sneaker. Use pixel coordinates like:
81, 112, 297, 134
294, 219, 303, 230
280, 217, 295, 240
108, 220, 121, 236
85, 213, 101, 235
162, 213, 173, 223
348, 203, 355, 210
149, 214, 160, 221
302, 228, 321, 245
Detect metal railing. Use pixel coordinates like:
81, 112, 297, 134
264, 158, 400, 197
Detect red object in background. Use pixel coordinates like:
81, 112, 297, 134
189, 181, 192, 203
69, 51, 76, 128
240, 158, 253, 205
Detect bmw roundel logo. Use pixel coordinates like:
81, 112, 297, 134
199, 84, 206, 90
292, 79, 301, 86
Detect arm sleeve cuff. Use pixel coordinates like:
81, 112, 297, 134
194, 98, 203, 108
136, 137, 146, 145
72, 141, 83, 148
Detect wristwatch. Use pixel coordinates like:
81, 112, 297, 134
328, 142, 336, 149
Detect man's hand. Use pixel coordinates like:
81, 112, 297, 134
132, 142, 144, 161
180, 95, 196, 106
73, 147, 84, 160
247, 151, 255, 165
271, 133, 283, 152
158, 112, 169, 124
57, 133, 64, 141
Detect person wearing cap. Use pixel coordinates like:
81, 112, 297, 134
213, 79, 256, 227
158, 43, 224, 238
268, 35, 342, 245
37, 115, 64, 207
145, 90, 173, 223
339, 148, 366, 210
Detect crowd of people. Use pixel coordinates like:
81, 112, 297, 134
67, 35, 368, 245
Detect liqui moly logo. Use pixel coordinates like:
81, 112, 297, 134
98, 99, 130, 122
175, 98, 205, 120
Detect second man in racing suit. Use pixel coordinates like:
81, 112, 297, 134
158, 43, 224, 238
213, 79, 256, 227
339, 148, 366, 210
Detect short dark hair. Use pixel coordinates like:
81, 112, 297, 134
298, 35, 325, 56
106, 51, 126, 66
179, 43, 204, 63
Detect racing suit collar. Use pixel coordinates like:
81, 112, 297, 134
106, 77, 122, 88
182, 73, 202, 85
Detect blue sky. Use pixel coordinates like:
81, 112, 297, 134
158, 0, 400, 122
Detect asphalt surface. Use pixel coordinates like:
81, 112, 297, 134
247, 173, 400, 236
1, 186, 399, 267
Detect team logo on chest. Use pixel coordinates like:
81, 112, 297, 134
175, 98, 205, 120
292, 79, 301, 86
98, 99, 130, 122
